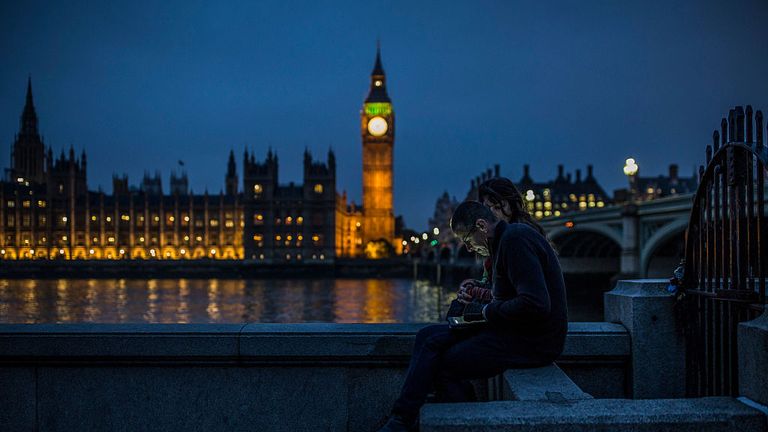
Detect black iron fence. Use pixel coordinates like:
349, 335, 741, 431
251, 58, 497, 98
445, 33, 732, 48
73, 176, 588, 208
681, 105, 768, 396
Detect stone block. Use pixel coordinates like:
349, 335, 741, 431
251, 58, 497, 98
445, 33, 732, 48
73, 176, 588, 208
0, 367, 36, 432
502, 364, 592, 401
420, 397, 767, 432
604, 279, 685, 398
739, 309, 768, 406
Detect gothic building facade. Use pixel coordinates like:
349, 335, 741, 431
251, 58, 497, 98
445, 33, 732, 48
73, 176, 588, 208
1, 49, 398, 261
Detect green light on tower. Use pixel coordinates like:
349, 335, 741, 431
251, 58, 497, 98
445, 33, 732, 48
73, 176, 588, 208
365, 103, 392, 117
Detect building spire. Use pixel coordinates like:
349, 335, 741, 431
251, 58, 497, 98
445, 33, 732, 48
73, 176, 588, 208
372, 40, 385, 76
20, 75, 39, 136
365, 43, 390, 103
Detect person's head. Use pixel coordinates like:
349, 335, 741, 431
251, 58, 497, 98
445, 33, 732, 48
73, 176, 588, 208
477, 177, 545, 236
450, 201, 498, 257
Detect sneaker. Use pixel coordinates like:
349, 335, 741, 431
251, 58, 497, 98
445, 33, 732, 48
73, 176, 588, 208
376, 415, 414, 432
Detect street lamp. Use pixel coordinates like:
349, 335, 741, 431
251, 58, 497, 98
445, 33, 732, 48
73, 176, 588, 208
623, 158, 639, 200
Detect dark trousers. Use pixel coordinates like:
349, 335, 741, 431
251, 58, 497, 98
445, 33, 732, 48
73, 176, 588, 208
391, 323, 547, 422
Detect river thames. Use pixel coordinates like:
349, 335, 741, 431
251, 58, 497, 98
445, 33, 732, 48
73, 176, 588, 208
0, 278, 605, 324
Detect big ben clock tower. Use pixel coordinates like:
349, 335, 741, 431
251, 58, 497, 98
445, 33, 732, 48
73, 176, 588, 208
361, 45, 395, 250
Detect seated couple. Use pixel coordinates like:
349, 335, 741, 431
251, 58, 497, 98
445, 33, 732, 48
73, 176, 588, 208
378, 177, 568, 432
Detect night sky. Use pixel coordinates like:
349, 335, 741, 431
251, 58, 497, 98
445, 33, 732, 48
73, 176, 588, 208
1, 1, 767, 231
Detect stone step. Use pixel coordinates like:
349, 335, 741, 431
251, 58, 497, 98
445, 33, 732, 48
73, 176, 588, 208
420, 397, 767, 432
501, 363, 592, 402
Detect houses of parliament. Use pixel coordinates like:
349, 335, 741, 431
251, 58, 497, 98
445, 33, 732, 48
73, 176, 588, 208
0, 49, 399, 261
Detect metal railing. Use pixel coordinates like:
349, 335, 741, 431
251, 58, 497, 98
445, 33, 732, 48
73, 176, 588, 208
681, 105, 768, 396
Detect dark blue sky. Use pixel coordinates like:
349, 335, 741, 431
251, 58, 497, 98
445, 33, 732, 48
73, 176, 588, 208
1, 1, 767, 230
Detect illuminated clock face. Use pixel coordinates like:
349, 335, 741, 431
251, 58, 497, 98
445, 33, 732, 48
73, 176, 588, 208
367, 116, 388, 137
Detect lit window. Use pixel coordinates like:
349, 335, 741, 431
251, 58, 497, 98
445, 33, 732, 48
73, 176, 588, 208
297, 216, 303, 224
579, 201, 587, 209
286, 216, 293, 225
225, 220, 234, 228
121, 215, 130, 221
38, 200, 46, 208
183, 236, 189, 241
22, 200, 30, 208
253, 234, 263, 242
525, 190, 535, 201
275, 235, 282, 241
196, 236, 202, 242
312, 235, 320, 242
210, 219, 218, 227
154, 216, 160, 222
314, 184, 323, 194
139, 237, 145, 243
286, 235, 293, 241
534, 211, 543, 219
62, 235, 68, 241
91, 215, 97, 221
297, 235, 303, 241
597, 201, 605, 208
254, 184, 263, 194
106, 216, 112, 222
108, 237, 115, 243
6, 201, 14, 208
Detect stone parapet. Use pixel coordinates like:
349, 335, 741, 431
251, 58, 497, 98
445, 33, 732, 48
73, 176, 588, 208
420, 397, 767, 432
0, 322, 629, 432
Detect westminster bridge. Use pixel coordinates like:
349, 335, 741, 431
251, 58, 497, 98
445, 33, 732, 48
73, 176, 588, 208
421, 192, 694, 279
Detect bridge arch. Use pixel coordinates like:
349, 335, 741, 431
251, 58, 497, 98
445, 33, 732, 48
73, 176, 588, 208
641, 217, 688, 278
548, 224, 622, 247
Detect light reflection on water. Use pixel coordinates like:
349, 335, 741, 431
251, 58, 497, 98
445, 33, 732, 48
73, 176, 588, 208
0, 278, 454, 324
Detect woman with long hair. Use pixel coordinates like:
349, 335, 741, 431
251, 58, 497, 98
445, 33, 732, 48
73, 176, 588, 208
458, 177, 546, 303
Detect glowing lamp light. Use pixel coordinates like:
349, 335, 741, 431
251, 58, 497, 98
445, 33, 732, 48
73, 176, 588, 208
0, 249, 5, 255
414, 238, 420, 244
210, 249, 216, 255
422, 233, 428, 240
565, 221, 575, 228
433, 227, 440, 235
29, 249, 35, 255
89, 249, 95, 255
402, 240, 408, 246
180, 249, 186, 255
623, 158, 639, 176
119, 249, 125, 255
525, 190, 535, 201
16, 177, 24, 183
59, 249, 65, 255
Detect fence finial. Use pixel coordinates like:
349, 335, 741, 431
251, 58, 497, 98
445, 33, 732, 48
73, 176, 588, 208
728, 109, 736, 142
746, 105, 754, 145
735, 106, 745, 142
756, 110, 764, 149
713, 130, 720, 153
706, 145, 712, 164
698, 165, 705, 181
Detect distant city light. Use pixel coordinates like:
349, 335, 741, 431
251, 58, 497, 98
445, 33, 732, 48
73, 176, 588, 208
525, 190, 535, 201
414, 238, 420, 244
565, 221, 575, 228
422, 233, 428, 240
433, 227, 439, 235
402, 240, 408, 246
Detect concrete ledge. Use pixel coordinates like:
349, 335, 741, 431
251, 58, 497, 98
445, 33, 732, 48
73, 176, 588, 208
421, 397, 767, 432
502, 364, 593, 402
0, 322, 628, 363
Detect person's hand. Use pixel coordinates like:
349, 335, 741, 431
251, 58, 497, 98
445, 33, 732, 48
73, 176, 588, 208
457, 279, 479, 304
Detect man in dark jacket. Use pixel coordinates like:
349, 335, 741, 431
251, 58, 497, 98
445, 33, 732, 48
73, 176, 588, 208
378, 200, 568, 432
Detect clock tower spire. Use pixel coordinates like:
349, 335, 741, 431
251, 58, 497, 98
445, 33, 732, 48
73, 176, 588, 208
361, 44, 395, 254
